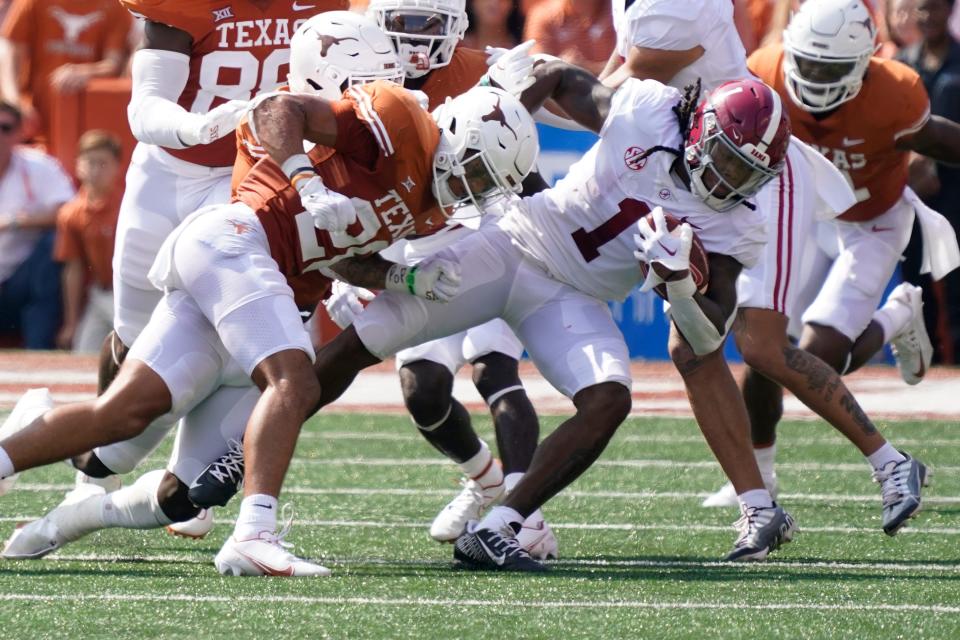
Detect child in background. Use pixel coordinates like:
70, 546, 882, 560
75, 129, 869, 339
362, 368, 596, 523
54, 129, 122, 352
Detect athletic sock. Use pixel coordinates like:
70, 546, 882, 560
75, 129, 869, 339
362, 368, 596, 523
874, 297, 914, 343
234, 493, 278, 540
738, 488, 774, 510
867, 443, 906, 471
478, 505, 524, 535
504, 472, 524, 494
101, 469, 172, 529
460, 440, 501, 489
753, 444, 777, 485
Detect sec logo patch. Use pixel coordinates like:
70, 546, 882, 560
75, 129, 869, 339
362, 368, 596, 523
624, 146, 647, 171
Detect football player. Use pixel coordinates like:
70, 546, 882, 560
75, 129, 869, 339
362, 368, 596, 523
200, 0, 556, 556
601, 0, 930, 537
43, 0, 350, 537
705, 0, 960, 506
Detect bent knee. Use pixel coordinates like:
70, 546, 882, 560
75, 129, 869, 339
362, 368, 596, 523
400, 361, 454, 425
157, 472, 201, 522
471, 352, 521, 400
574, 382, 632, 429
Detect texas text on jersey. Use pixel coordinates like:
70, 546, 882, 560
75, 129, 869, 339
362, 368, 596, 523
120, 0, 349, 167
234, 81, 444, 283
749, 43, 930, 222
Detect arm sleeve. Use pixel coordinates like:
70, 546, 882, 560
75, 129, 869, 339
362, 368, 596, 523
127, 48, 200, 148
625, 14, 703, 51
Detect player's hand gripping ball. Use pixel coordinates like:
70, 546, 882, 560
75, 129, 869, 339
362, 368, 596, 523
634, 207, 709, 299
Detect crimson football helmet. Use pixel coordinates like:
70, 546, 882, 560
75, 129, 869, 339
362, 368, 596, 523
683, 78, 792, 212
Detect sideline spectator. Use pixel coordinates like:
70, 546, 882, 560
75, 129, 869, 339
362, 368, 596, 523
54, 130, 122, 353
524, 0, 614, 75
898, 0, 960, 362
0, 101, 75, 348
885, 0, 921, 55
462, 0, 523, 50
0, 0, 132, 143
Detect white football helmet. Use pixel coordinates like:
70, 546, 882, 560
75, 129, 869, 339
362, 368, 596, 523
288, 11, 404, 100
431, 87, 539, 213
368, 0, 468, 79
782, 0, 877, 113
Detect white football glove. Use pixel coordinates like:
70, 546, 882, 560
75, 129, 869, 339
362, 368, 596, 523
386, 256, 462, 302
176, 99, 250, 147
323, 281, 375, 329
484, 39, 536, 96
297, 176, 357, 234
633, 207, 693, 293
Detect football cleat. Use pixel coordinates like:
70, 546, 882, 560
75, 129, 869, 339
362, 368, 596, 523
702, 475, 779, 508
0, 388, 54, 496
453, 524, 548, 572
725, 502, 797, 561
516, 513, 558, 560
874, 453, 927, 536
189, 439, 244, 508
887, 283, 933, 386
214, 511, 330, 577
429, 476, 505, 543
3, 493, 104, 559
166, 508, 215, 540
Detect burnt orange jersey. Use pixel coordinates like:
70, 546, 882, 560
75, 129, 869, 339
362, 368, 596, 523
419, 47, 487, 111
749, 43, 930, 222
234, 81, 443, 290
1, 0, 132, 137
120, 0, 348, 168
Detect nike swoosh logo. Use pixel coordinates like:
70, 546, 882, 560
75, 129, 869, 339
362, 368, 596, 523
842, 137, 865, 147
253, 503, 274, 510
292, 1, 315, 9
871, 225, 894, 233
237, 549, 295, 576
476, 537, 506, 565
657, 241, 677, 256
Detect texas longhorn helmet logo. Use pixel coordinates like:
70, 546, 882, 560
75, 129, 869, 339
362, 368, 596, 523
481, 96, 517, 139
317, 34, 358, 56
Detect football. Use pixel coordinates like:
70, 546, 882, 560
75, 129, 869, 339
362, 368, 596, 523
638, 211, 710, 299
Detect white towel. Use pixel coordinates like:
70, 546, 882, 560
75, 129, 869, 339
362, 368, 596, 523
903, 186, 960, 281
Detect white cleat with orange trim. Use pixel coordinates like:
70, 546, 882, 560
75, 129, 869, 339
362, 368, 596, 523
214, 519, 330, 577
516, 512, 558, 560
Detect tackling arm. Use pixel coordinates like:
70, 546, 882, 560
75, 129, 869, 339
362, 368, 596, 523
519, 60, 615, 134
249, 93, 338, 171
897, 115, 960, 167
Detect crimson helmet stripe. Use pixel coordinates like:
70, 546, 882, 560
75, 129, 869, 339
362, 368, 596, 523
758, 87, 783, 152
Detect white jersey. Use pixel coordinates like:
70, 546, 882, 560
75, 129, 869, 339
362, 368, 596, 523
499, 78, 767, 302
613, 0, 749, 91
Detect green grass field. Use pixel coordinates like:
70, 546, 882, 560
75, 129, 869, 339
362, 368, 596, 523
0, 412, 957, 639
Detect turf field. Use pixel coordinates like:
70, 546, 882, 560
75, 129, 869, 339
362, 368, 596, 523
0, 412, 957, 639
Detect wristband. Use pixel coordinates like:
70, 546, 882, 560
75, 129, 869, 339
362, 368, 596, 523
290, 171, 315, 192
280, 153, 314, 180
405, 265, 419, 295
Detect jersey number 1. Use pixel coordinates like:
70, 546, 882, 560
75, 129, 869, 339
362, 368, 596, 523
571, 198, 650, 262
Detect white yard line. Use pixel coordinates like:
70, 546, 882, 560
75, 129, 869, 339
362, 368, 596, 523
1, 515, 957, 537
0, 592, 956, 613
42, 553, 960, 574
13, 483, 960, 504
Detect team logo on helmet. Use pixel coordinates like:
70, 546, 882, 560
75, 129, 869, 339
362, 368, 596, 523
481, 97, 517, 139
317, 34, 359, 56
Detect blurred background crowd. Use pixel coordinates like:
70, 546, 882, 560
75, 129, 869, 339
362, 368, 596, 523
0, 0, 958, 363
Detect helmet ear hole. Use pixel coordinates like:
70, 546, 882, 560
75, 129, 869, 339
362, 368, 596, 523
306, 79, 322, 92
448, 117, 457, 135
